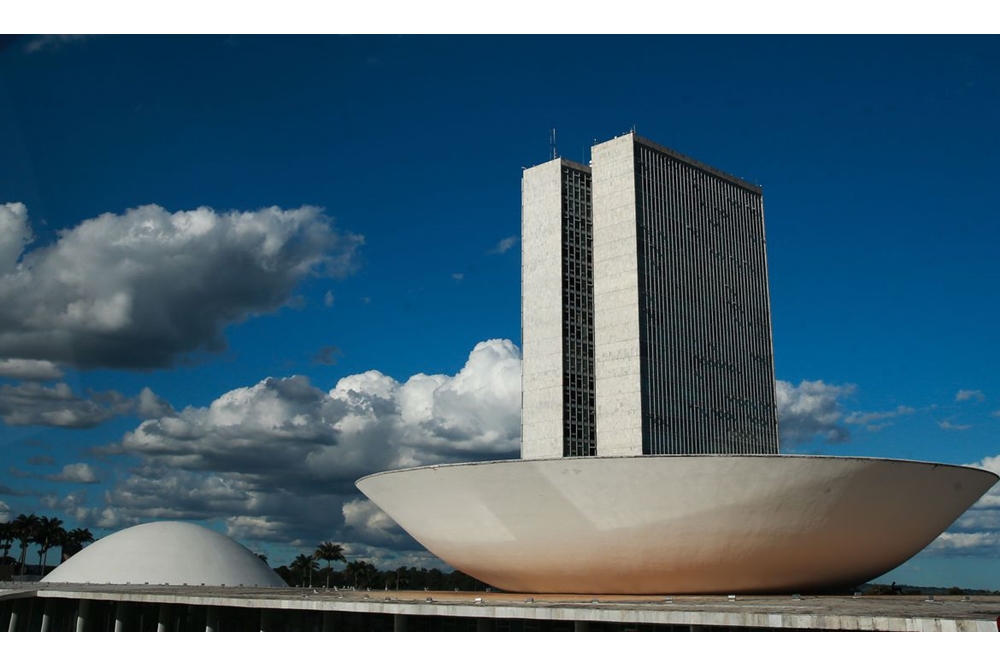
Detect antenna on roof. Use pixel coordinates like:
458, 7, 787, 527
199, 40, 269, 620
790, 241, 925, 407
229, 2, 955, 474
550, 128, 558, 160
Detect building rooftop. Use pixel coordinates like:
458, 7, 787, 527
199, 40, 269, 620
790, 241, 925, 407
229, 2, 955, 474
3, 584, 998, 631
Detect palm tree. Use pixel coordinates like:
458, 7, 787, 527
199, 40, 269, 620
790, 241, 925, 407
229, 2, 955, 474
35, 516, 65, 572
394, 565, 408, 591
344, 560, 377, 590
0, 522, 13, 563
290, 554, 318, 587
12, 513, 40, 575
63, 527, 95, 560
314, 542, 346, 588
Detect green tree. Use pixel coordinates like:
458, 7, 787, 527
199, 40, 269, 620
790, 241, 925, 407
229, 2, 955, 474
35, 516, 65, 573
393, 566, 408, 591
314, 542, 346, 588
12, 514, 40, 576
62, 527, 95, 560
344, 560, 378, 590
0, 522, 13, 563
290, 554, 318, 587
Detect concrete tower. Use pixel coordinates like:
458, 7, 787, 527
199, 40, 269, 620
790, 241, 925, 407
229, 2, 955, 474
522, 132, 779, 459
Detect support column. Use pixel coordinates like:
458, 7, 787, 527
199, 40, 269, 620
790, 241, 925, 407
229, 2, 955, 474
393, 614, 407, 632
157, 604, 171, 632
75, 599, 90, 632
114, 602, 129, 632
7, 600, 21, 632
205, 605, 219, 632
259, 609, 275, 632
322, 611, 337, 632
40, 599, 55, 632
574, 620, 589, 632
476, 618, 492, 632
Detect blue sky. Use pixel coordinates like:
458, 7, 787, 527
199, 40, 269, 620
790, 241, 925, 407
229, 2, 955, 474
1, 35, 999, 589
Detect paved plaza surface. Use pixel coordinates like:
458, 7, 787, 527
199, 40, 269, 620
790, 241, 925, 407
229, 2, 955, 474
4, 583, 999, 631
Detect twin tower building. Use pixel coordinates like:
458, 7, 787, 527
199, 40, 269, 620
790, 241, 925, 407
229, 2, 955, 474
521, 132, 780, 459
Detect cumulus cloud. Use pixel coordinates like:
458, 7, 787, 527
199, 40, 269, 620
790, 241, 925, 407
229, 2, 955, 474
490, 235, 518, 254
926, 455, 1000, 558
135, 387, 175, 419
0, 202, 31, 273
0, 203, 362, 369
45, 463, 99, 484
0, 359, 63, 381
774, 379, 854, 446
0, 382, 172, 428
0, 382, 130, 428
0, 500, 10, 522
342, 498, 415, 548
956, 389, 985, 402
79, 340, 521, 547
324, 291, 335, 307
451, 273, 464, 281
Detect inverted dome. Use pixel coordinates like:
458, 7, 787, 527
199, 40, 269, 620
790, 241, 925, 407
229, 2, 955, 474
42, 521, 286, 587
358, 455, 998, 594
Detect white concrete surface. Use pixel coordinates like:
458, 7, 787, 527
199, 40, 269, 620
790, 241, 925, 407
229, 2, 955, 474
41, 521, 286, 587
591, 134, 644, 456
521, 158, 569, 459
357, 455, 997, 594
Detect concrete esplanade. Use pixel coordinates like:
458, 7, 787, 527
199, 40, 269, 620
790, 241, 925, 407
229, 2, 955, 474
2, 585, 999, 632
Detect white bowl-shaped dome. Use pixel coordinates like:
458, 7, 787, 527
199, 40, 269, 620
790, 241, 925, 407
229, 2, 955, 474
358, 455, 998, 594
42, 521, 286, 587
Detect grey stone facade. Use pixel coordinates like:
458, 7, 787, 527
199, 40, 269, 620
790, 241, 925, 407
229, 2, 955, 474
522, 132, 779, 458
521, 158, 596, 458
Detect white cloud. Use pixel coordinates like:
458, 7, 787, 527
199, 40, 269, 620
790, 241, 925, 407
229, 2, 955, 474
0, 500, 10, 522
0, 359, 63, 381
451, 273, 464, 281
0, 381, 172, 428
927, 531, 1000, 556
956, 389, 985, 402
925, 455, 1000, 558
0, 382, 129, 428
844, 405, 915, 432
342, 498, 412, 547
324, 290, 335, 307
937, 420, 972, 431
22, 35, 90, 54
0, 202, 31, 273
490, 235, 518, 254
136, 387, 175, 419
0, 203, 362, 369
45, 463, 99, 484
775, 379, 854, 446
79, 339, 522, 546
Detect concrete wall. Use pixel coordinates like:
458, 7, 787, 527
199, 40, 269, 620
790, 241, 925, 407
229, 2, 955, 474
591, 135, 644, 456
521, 159, 566, 459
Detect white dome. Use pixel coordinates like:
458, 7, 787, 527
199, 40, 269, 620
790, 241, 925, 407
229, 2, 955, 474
42, 521, 287, 587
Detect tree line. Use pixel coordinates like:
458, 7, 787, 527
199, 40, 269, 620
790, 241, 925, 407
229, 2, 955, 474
0, 514, 95, 577
272, 541, 486, 591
